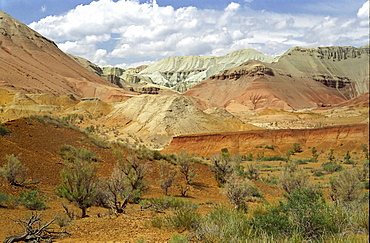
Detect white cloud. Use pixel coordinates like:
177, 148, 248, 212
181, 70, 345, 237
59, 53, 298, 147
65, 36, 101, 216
40, 5, 47, 13
29, 0, 369, 67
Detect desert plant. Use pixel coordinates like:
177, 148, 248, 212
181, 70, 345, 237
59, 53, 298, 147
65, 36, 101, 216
158, 161, 178, 195
0, 192, 10, 208
211, 154, 233, 186
329, 167, 363, 204
0, 154, 28, 186
223, 175, 262, 212
176, 151, 196, 185
292, 143, 302, 154
245, 162, 261, 180
169, 234, 188, 243
0, 123, 11, 136
116, 150, 149, 203
279, 162, 311, 194
164, 207, 200, 232
327, 149, 335, 162
251, 187, 338, 239
322, 161, 343, 173
59, 145, 100, 163
98, 166, 130, 214
56, 159, 99, 218
192, 205, 251, 243
18, 190, 47, 210
311, 146, 319, 162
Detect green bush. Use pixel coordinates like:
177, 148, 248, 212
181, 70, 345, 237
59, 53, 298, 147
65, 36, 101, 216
164, 207, 200, 232
0, 124, 11, 136
0, 192, 10, 207
169, 234, 188, 243
59, 145, 100, 163
0, 154, 28, 186
313, 171, 325, 177
18, 190, 47, 210
192, 206, 251, 243
251, 187, 338, 239
322, 161, 343, 173
262, 156, 286, 161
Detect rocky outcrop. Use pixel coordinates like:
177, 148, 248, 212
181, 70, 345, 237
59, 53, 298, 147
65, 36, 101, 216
139, 49, 274, 92
163, 124, 369, 157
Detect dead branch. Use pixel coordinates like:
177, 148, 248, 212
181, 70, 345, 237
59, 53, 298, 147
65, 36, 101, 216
4, 212, 70, 243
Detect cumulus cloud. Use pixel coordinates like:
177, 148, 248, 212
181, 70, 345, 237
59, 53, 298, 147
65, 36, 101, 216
29, 0, 369, 67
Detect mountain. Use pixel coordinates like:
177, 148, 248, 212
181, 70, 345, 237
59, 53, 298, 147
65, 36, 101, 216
0, 11, 135, 102
138, 49, 274, 92
184, 46, 369, 113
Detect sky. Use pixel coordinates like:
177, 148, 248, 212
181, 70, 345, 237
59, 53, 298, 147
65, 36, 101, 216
0, 0, 369, 68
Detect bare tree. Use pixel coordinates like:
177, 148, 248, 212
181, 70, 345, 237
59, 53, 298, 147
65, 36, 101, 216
158, 161, 177, 195
4, 212, 69, 243
176, 151, 196, 185
211, 154, 233, 186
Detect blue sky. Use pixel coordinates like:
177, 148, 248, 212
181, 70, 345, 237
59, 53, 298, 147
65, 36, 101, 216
1, 0, 368, 68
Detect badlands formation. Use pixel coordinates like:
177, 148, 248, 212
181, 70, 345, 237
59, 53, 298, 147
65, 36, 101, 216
0, 10, 369, 152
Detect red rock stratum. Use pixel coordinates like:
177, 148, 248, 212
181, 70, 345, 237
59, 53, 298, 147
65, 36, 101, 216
162, 124, 369, 157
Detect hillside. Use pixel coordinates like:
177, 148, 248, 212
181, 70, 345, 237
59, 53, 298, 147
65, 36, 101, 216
184, 46, 369, 113
0, 11, 136, 102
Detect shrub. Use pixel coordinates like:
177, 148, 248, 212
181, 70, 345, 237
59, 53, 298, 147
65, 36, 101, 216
223, 175, 262, 212
146, 196, 186, 210
211, 154, 233, 186
0, 154, 28, 186
164, 207, 200, 232
169, 234, 188, 243
158, 161, 177, 195
176, 151, 196, 185
292, 143, 302, 153
0, 123, 11, 136
252, 187, 338, 239
245, 162, 261, 180
18, 190, 47, 210
262, 156, 286, 161
192, 206, 251, 243
322, 161, 343, 173
313, 171, 324, 177
59, 145, 100, 163
56, 160, 99, 217
329, 168, 363, 203
279, 163, 311, 194
0, 192, 10, 207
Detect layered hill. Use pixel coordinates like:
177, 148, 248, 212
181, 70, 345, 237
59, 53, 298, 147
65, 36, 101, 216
97, 94, 245, 148
185, 46, 369, 113
138, 49, 274, 92
0, 11, 135, 102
